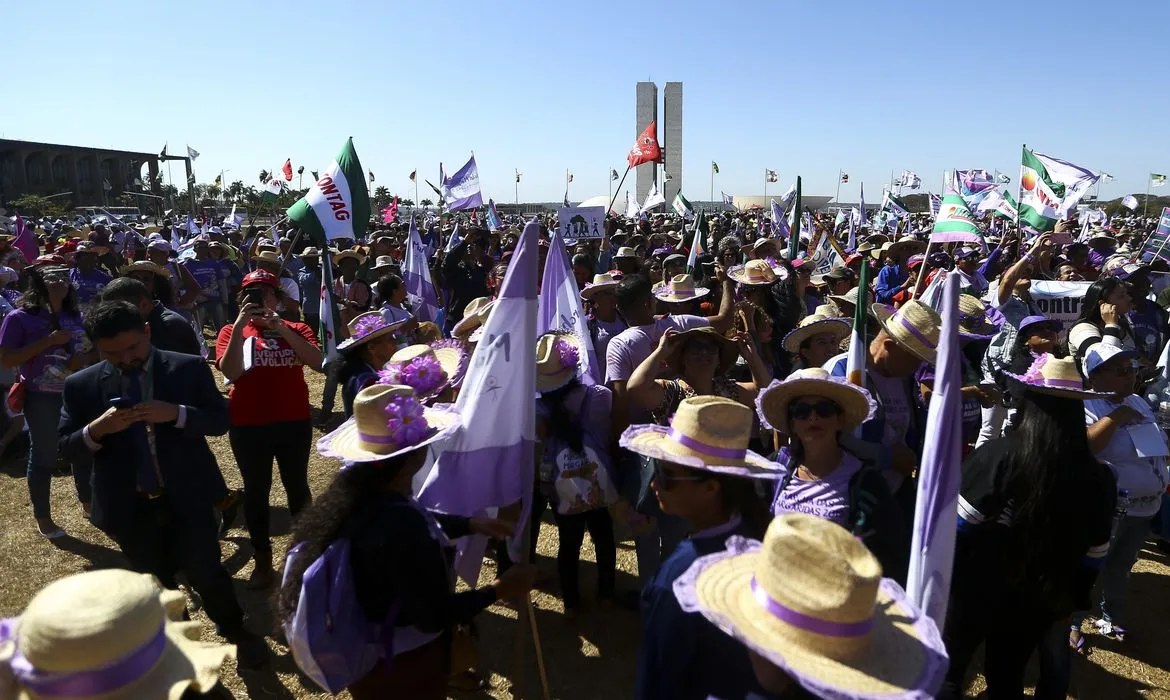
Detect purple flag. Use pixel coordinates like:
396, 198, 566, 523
403, 214, 440, 324
538, 231, 599, 383
417, 219, 539, 583
770, 199, 786, 240
12, 214, 38, 263
441, 155, 483, 211
906, 271, 962, 629
859, 183, 866, 228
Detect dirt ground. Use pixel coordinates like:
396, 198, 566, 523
1, 366, 1169, 699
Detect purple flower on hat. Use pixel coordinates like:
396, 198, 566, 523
555, 338, 579, 371
353, 314, 386, 339
379, 354, 445, 395
383, 395, 429, 448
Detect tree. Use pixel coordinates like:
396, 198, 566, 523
227, 180, 246, 202
258, 169, 271, 184
400, 198, 414, 207
372, 186, 392, 212
420, 198, 434, 208
5, 194, 67, 219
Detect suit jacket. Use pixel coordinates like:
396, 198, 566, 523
148, 302, 203, 356
59, 348, 230, 537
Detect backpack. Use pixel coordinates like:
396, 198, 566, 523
282, 538, 397, 694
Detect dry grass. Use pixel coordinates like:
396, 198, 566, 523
1, 364, 1169, 699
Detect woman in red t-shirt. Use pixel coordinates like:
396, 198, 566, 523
216, 270, 322, 588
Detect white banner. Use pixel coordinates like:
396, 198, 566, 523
557, 206, 606, 239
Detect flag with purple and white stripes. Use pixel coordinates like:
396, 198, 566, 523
539, 231, 599, 383
403, 215, 440, 323
417, 220, 539, 582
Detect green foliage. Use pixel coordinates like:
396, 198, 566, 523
5, 194, 67, 219
420, 198, 433, 207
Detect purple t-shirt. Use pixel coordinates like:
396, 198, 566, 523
591, 316, 628, 371
772, 452, 864, 527
605, 314, 708, 424
0, 309, 89, 393
69, 267, 112, 305
183, 259, 221, 299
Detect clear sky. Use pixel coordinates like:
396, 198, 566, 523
6, 0, 1168, 205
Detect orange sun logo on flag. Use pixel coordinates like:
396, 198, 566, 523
1021, 172, 1037, 191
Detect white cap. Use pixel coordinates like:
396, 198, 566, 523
1082, 342, 1137, 377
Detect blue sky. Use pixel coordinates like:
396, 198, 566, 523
6, 0, 1168, 204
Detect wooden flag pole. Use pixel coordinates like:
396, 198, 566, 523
510, 494, 551, 700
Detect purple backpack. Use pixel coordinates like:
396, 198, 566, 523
282, 539, 397, 693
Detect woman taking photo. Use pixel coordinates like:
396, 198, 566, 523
622, 396, 778, 700
1068, 274, 1136, 361
0, 260, 93, 537
757, 368, 909, 582
626, 327, 771, 425
217, 270, 322, 589
280, 384, 537, 699
942, 354, 1116, 699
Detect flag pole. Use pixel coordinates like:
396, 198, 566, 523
763, 169, 768, 203
1145, 174, 1151, 218
835, 171, 842, 205
710, 164, 714, 203
607, 164, 632, 216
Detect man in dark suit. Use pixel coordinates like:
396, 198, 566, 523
99, 276, 204, 356
58, 301, 266, 668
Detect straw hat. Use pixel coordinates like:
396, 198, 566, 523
371, 255, 396, 274
613, 246, 639, 260
429, 338, 471, 388
0, 569, 235, 700
887, 235, 926, 258
855, 241, 881, 258
337, 311, 407, 353
957, 294, 1004, 341
300, 246, 321, 258
333, 249, 365, 265
727, 259, 778, 286
580, 272, 620, 301
452, 297, 495, 338
756, 368, 876, 432
316, 384, 460, 463
1006, 353, 1113, 400
828, 286, 873, 315
870, 300, 941, 365
120, 260, 172, 279
781, 313, 852, 354
535, 331, 589, 393
251, 249, 282, 266
619, 396, 781, 479
654, 274, 710, 303
380, 344, 466, 399
665, 326, 739, 376
673, 514, 947, 699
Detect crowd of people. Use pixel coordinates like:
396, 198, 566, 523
0, 202, 1166, 699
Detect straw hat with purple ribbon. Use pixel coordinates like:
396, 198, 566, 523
452, 297, 494, 338
535, 331, 589, 394
317, 384, 460, 463
756, 368, 877, 433
781, 310, 852, 354
1006, 353, 1113, 400
728, 260, 779, 286
0, 569, 235, 700
620, 396, 782, 479
870, 300, 941, 365
654, 274, 710, 303
580, 273, 620, 301
378, 344, 466, 400
957, 294, 1005, 341
337, 311, 408, 352
672, 513, 948, 699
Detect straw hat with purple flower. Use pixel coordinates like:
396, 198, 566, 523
378, 344, 464, 399
620, 396, 781, 479
317, 384, 460, 463
535, 331, 588, 394
1006, 353, 1113, 400
672, 513, 948, 699
337, 311, 408, 352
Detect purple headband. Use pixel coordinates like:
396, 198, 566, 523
0, 620, 167, 696
750, 578, 875, 638
667, 428, 747, 461
896, 314, 937, 350
1038, 377, 1082, 389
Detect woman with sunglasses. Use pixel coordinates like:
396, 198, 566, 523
620, 396, 778, 700
757, 368, 910, 583
1073, 343, 1169, 652
0, 260, 94, 538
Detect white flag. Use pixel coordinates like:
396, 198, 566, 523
625, 190, 638, 218
186, 146, 200, 160
1033, 151, 1099, 218
1123, 195, 1139, 211
640, 182, 665, 214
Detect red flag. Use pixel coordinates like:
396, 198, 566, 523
282, 159, 293, 181
627, 120, 662, 168
382, 197, 399, 224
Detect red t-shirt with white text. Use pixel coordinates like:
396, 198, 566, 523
216, 321, 319, 426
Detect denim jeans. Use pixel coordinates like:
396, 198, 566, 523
196, 300, 225, 335
1098, 514, 1153, 627
25, 390, 89, 518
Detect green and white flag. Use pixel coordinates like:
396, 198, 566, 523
931, 191, 983, 244
1153, 173, 1167, 188
1018, 147, 1064, 231
672, 192, 694, 217
261, 177, 286, 204
686, 212, 707, 274
881, 190, 909, 217
317, 249, 343, 368
287, 137, 370, 242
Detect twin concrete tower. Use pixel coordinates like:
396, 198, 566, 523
635, 81, 682, 207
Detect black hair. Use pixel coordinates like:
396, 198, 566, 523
20, 268, 78, 316
1002, 391, 1108, 594
84, 301, 146, 341
769, 258, 806, 375
711, 473, 770, 540
275, 458, 408, 623
100, 276, 150, 305
375, 274, 404, 303
1077, 276, 1130, 327
615, 274, 652, 315
539, 378, 584, 453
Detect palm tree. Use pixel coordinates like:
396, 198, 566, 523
372, 186, 392, 211
258, 169, 271, 184
420, 198, 433, 208
400, 198, 414, 207
227, 180, 246, 202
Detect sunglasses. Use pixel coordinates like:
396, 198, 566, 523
652, 462, 707, 490
788, 400, 842, 421
683, 342, 720, 357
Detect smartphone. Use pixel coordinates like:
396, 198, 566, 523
109, 396, 136, 410
243, 287, 264, 307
